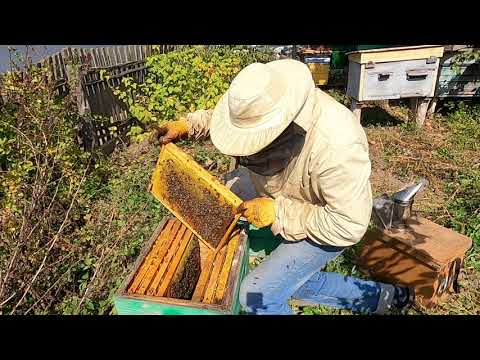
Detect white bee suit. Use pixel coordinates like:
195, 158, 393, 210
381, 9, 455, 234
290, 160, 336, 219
185, 88, 373, 248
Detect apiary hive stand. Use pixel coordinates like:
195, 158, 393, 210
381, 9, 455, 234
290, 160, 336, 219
346, 45, 444, 126
114, 217, 249, 315
149, 143, 243, 252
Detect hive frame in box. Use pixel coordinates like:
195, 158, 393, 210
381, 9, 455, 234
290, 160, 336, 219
114, 217, 249, 315
149, 143, 243, 253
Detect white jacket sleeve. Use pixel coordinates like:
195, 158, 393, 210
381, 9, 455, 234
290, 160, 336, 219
185, 109, 214, 140
271, 142, 373, 247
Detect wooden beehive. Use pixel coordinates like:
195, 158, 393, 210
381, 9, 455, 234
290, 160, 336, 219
346, 45, 445, 101
356, 216, 472, 309
306, 60, 331, 86
299, 48, 332, 86
114, 217, 249, 315
149, 143, 243, 252
435, 47, 480, 98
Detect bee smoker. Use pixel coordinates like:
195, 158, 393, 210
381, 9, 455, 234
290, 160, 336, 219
372, 178, 429, 231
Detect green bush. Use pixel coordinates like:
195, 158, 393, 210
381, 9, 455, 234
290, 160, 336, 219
0, 68, 87, 213
0, 51, 107, 314
450, 48, 480, 74
113, 45, 274, 139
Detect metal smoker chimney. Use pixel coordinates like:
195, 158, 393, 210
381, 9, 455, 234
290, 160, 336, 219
391, 178, 429, 230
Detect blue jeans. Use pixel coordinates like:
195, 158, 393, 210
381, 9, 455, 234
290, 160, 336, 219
239, 238, 396, 315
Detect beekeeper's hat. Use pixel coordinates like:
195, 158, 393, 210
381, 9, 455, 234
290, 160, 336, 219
210, 59, 314, 156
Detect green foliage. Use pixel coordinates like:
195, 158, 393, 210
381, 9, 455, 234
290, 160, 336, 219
450, 48, 480, 74
0, 70, 86, 213
442, 101, 480, 262
300, 304, 347, 315
0, 51, 104, 314
113, 45, 274, 140
399, 121, 417, 133
126, 125, 149, 143
54, 144, 168, 315
444, 101, 480, 151
437, 102, 480, 270
445, 171, 480, 268
327, 88, 351, 107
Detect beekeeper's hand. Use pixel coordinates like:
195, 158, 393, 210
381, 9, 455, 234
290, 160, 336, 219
150, 119, 189, 145
238, 197, 275, 228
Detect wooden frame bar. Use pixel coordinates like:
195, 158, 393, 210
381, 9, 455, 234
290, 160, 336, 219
203, 245, 228, 304
127, 219, 175, 294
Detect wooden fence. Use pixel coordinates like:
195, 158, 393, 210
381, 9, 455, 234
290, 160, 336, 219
35, 45, 176, 152
41, 45, 175, 117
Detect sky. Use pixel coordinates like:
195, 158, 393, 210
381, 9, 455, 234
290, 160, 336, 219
0, 45, 114, 72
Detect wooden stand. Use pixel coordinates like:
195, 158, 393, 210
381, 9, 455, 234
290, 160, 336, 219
351, 97, 432, 126
410, 97, 432, 126
427, 97, 438, 116
350, 99, 364, 121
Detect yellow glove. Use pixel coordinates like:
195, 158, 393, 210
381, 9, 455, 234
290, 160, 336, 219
151, 119, 189, 145
237, 197, 275, 228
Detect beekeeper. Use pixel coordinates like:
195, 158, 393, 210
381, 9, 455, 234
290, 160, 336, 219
154, 59, 414, 315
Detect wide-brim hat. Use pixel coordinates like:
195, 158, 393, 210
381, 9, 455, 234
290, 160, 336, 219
210, 59, 314, 157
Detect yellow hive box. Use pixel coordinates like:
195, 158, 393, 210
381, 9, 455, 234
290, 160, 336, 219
307, 63, 330, 86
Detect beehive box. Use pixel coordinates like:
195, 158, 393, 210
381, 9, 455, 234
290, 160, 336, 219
299, 49, 331, 86
435, 48, 480, 98
305, 57, 331, 86
149, 143, 243, 252
114, 217, 249, 315
356, 216, 472, 309
346, 45, 444, 101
